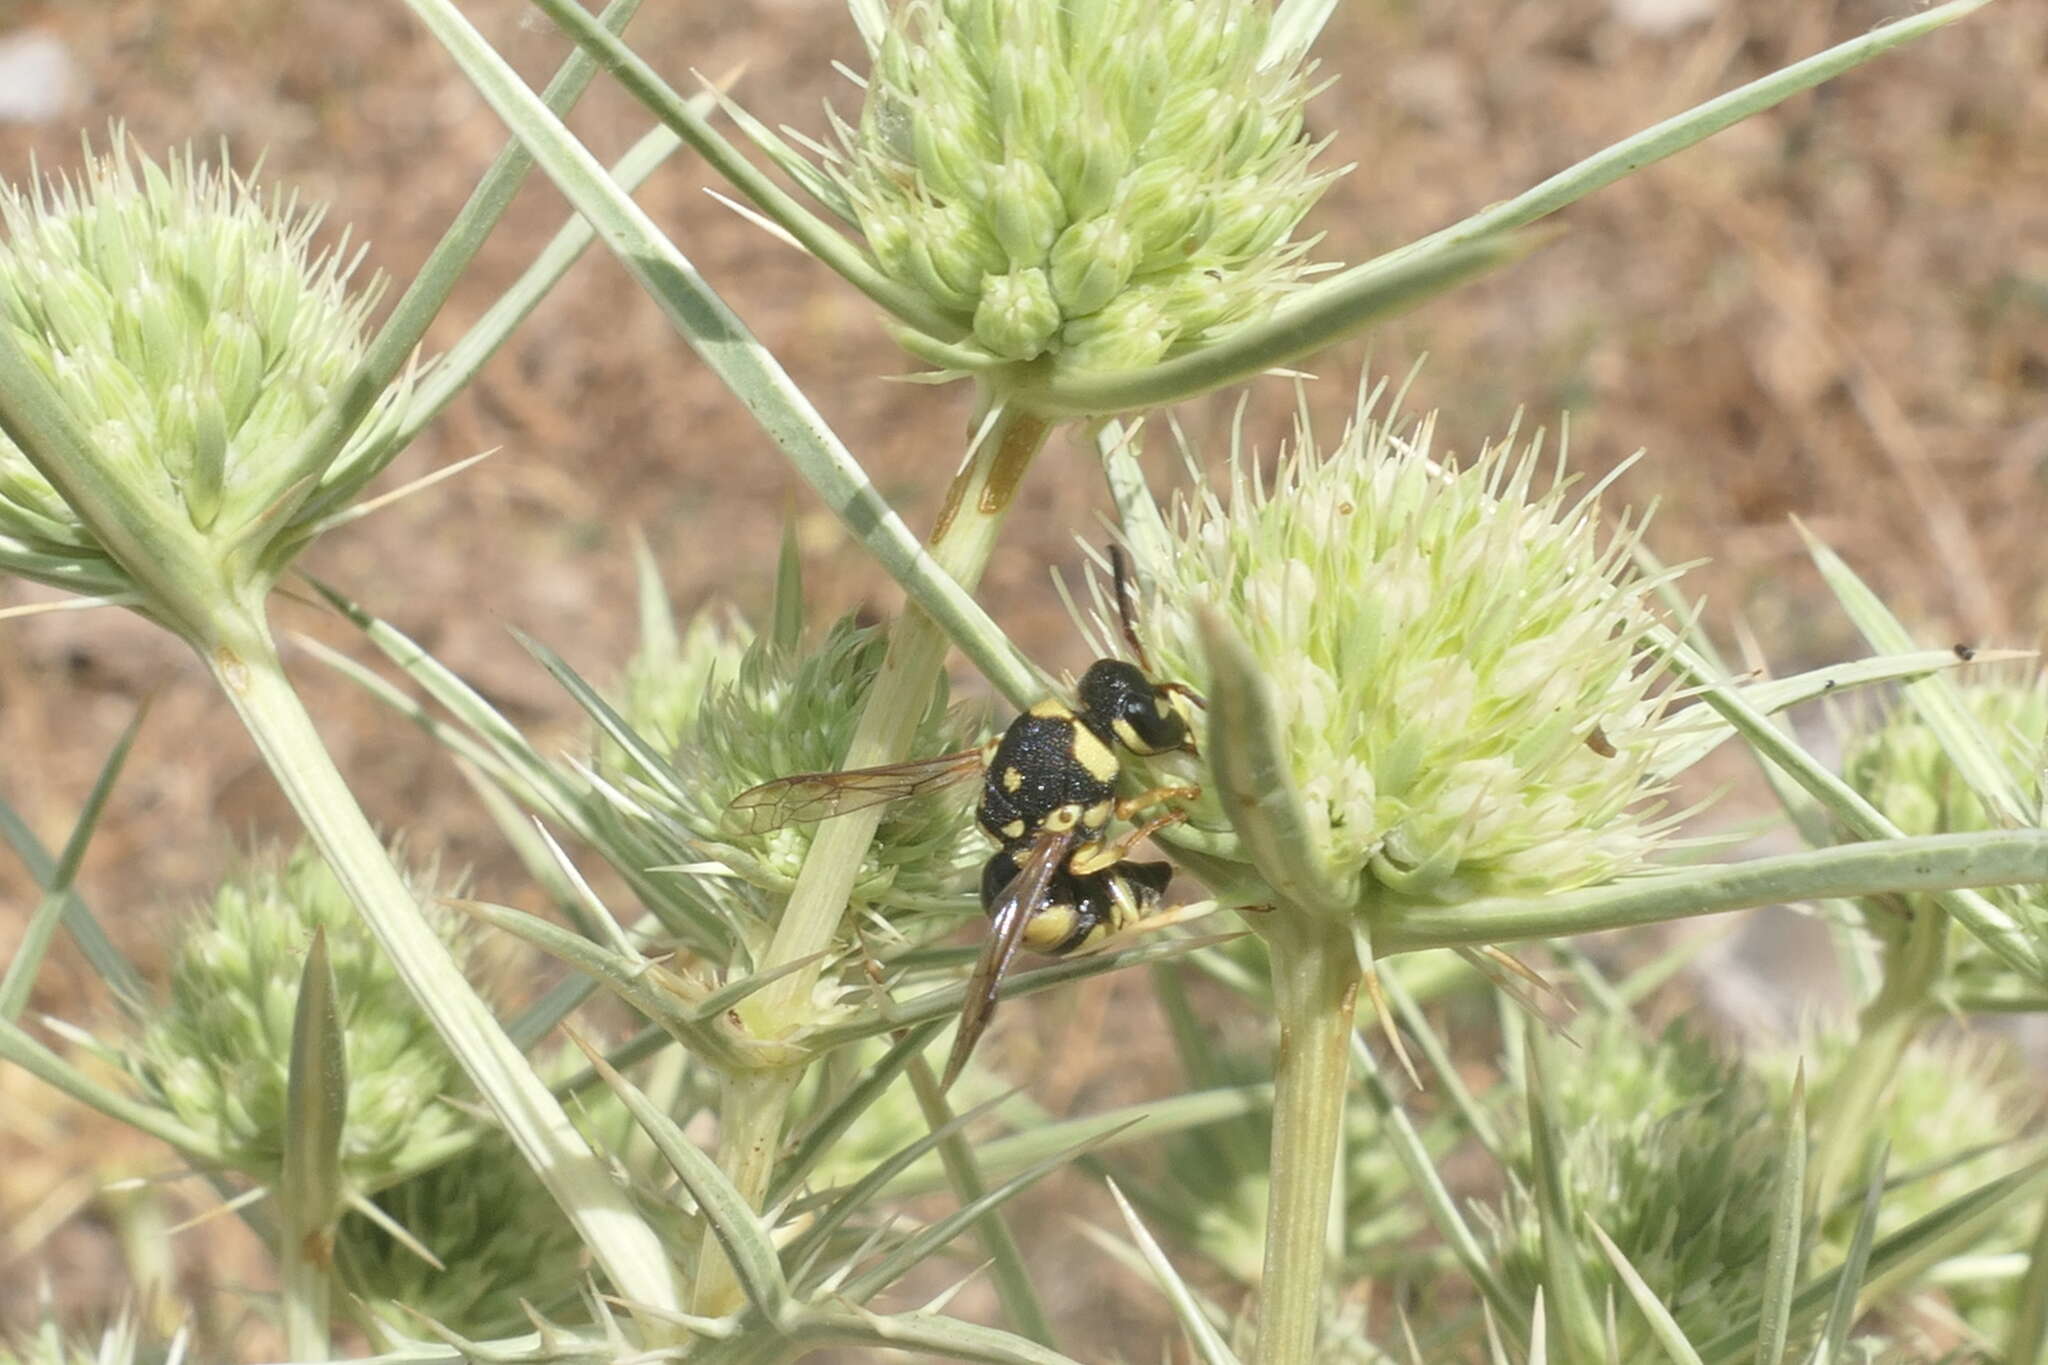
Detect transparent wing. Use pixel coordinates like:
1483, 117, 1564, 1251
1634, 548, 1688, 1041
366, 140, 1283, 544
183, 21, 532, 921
726, 748, 984, 833
940, 828, 1076, 1090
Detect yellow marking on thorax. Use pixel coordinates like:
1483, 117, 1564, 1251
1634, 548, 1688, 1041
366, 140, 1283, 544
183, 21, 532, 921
1044, 804, 1082, 832
1081, 799, 1112, 829
1071, 726, 1120, 782
1028, 699, 1073, 719
1001, 818, 1027, 840
1002, 766, 1024, 792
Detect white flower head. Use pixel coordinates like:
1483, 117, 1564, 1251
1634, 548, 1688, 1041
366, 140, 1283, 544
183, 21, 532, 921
1112, 384, 1693, 909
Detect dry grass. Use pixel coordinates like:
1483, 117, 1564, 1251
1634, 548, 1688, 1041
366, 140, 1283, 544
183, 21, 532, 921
0, 0, 2042, 1354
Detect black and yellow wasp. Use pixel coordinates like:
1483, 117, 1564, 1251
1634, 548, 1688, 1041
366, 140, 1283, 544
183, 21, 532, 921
728, 548, 1203, 1087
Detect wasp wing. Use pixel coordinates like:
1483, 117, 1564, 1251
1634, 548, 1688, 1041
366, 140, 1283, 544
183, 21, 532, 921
940, 828, 1075, 1091
726, 748, 984, 833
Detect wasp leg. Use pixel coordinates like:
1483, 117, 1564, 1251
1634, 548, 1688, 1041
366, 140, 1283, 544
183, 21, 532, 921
1068, 809, 1187, 875
1113, 783, 1201, 823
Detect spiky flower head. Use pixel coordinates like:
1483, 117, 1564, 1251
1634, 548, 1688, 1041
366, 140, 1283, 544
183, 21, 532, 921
612, 601, 753, 760
834, 0, 1335, 393
1763, 1031, 2036, 1344
589, 611, 986, 926
340, 1134, 589, 1338
1842, 674, 2048, 992
1116, 390, 1689, 912
1491, 1020, 1781, 1351
0, 131, 404, 637
123, 842, 472, 1189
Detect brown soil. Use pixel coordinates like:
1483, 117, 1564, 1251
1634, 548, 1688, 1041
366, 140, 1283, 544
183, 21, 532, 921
0, 0, 2042, 1357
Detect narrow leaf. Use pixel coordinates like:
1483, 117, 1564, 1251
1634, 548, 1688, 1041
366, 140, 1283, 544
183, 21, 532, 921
1800, 520, 2031, 826
1811, 1145, 1887, 1365
841, 1122, 1138, 1303
766, 1020, 945, 1209
566, 1029, 789, 1320
2003, 1189, 2048, 1365
1586, 1219, 1705, 1365
1196, 607, 1356, 917
398, 0, 1040, 710
1754, 1068, 1806, 1365
1105, 1180, 1241, 1365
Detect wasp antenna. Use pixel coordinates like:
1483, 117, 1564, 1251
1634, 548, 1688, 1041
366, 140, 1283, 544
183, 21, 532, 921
1109, 542, 1155, 674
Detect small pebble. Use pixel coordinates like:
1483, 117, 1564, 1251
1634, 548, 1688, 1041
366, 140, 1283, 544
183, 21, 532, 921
0, 32, 78, 125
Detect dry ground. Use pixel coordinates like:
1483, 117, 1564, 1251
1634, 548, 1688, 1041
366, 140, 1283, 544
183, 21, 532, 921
0, 0, 2043, 1357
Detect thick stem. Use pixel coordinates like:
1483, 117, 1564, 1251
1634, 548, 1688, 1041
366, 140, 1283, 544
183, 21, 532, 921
210, 617, 682, 1317
279, 1239, 332, 1361
692, 407, 1053, 1315
1808, 901, 1944, 1219
1254, 913, 1361, 1365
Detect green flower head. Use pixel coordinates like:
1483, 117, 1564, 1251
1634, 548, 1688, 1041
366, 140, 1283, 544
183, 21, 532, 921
340, 1134, 589, 1338
0, 131, 405, 637
1117, 389, 1690, 910
1493, 1020, 1781, 1352
1842, 673, 2048, 992
587, 609, 987, 931
836, 0, 1335, 392
124, 842, 473, 1188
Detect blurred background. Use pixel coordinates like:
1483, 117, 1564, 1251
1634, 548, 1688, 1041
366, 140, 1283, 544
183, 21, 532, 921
0, 0, 2041, 1354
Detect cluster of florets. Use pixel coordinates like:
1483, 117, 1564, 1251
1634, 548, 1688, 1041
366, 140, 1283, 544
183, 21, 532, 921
1122, 398, 1688, 908
838, 0, 1335, 379
123, 842, 471, 1187
0, 135, 387, 582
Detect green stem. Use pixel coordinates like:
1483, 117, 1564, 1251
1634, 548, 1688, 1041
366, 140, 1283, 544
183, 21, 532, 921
208, 615, 682, 1316
1807, 902, 1944, 1220
279, 1240, 332, 1362
692, 406, 1054, 1315
1367, 830, 2048, 954
1253, 911, 1361, 1365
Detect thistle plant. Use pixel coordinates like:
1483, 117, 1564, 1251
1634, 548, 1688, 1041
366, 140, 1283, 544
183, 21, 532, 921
1, 0, 2029, 1362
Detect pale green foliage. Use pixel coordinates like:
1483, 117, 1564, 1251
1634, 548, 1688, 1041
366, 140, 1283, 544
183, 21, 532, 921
612, 602, 752, 758
123, 842, 472, 1187
839, 0, 1334, 377
1766, 1031, 2037, 1345
1493, 1020, 1780, 1350
339, 1134, 591, 1337
0, 1313, 173, 1365
1129, 395, 1689, 905
0, 132, 393, 568
605, 613, 987, 908
1842, 673, 2048, 990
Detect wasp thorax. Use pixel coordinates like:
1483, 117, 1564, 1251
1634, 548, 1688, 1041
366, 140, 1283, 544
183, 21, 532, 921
1077, 658, 1193, 756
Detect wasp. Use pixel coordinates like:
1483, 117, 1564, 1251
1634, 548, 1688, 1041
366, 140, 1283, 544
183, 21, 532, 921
728, 547, 1202, 1087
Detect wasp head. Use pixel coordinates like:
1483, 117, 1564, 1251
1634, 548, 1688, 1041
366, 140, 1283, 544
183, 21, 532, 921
1078, 659, 1201, 757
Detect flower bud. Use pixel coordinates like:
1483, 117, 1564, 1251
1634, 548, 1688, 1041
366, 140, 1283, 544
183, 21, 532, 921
1049, 214, 1140, 318
989, 157, 1066, 269
973, 268, 1062, 361
1495, 1020, 1779, 1353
